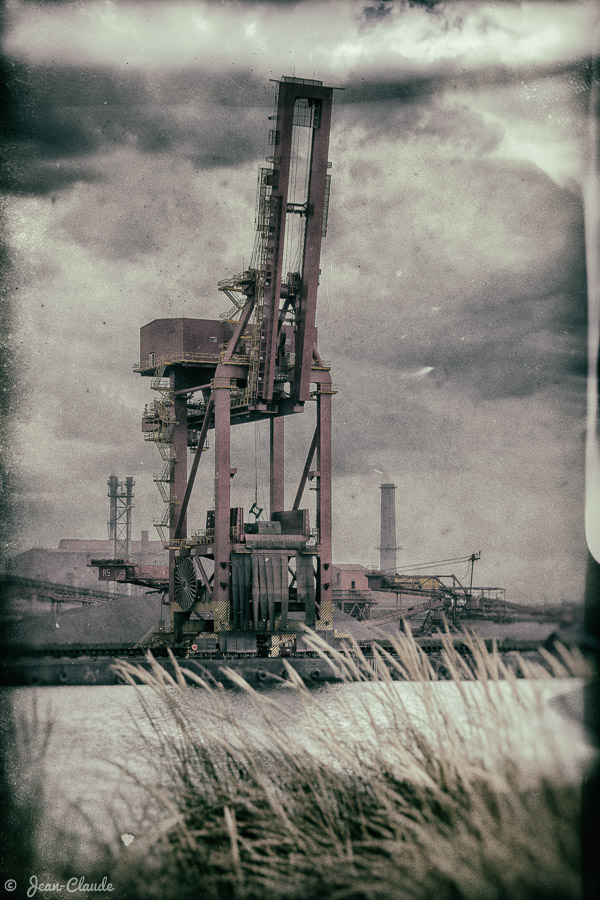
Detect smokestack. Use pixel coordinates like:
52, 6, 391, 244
141, 530, 149, 568
379, 483, 397, 574
125, 476, 134, 561
107, 474, 119, 549
106, 475, 135, 561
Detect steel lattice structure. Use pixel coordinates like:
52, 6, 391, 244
135, 77, 337, 655
107, 475, 134, 561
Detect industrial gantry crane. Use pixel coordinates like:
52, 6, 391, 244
134, 76, 336, 656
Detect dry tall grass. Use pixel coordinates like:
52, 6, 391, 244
83, 630, 590, 900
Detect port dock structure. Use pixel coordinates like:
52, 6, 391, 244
1, 633, 577, 688
128, 77, 336, 657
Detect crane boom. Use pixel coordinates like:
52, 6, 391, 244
231, 77, 334, 409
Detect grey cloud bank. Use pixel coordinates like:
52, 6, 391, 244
1, 0, 594, 606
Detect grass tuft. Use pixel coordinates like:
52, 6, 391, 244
87, 630, 588, 900
3, 630, 589, 899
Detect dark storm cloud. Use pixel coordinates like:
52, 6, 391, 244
361, 0, 447, 24
379, 291, 587, 404
326, 159, 587, 404
363, 2, 393, 23
400, 99, 503, 152
343, 59, 593, 106
1, 154, 104, 195
382, 265, 588, 402
339, 94, 504, 153
424, 317, 587, 402
217, 0, 305, 4
0, 61, 269, 195
335, 59, 590, 165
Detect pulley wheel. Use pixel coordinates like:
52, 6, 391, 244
174, 557, 199, 611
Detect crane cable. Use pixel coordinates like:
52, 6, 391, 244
395, 554, 479, 573
254, 421, 260, 510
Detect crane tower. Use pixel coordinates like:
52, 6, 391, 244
137, 77, 336, 655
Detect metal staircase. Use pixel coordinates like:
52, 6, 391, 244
143, 363, 178, 543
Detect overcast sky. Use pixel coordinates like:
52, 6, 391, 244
1, 0, 596, 605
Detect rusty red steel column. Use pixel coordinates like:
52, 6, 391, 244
169, 369, 188, 600
292, 426, 317, 511
173, 393, 214, 540
293, 86, 333, 404
270, 416, 285, 515
316, 382, 332, 618
213, 374, 232, 611
173, 292, 254, 541
259, 81, 295, 404
259, 79, 333, 406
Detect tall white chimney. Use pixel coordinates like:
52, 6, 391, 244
379, 483, 397, 574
